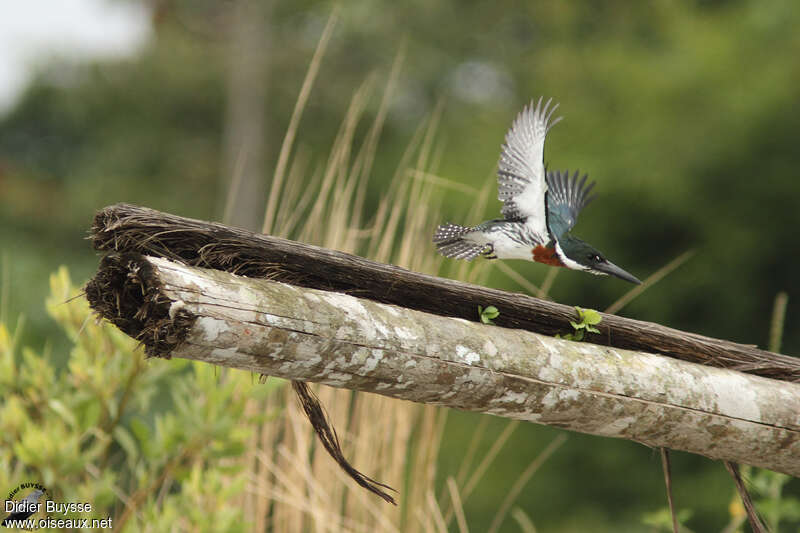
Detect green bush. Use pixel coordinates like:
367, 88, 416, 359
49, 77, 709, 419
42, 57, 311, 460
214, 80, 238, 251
0, 267, 282, 531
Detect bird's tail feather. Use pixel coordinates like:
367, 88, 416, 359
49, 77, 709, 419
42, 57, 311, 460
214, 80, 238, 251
433, 223, 485, 260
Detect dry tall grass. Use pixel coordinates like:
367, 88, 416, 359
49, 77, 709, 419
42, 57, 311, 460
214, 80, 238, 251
227, 24, 502, 530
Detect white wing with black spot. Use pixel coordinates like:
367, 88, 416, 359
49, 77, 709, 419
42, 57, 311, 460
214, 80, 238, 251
497, 97, 562, 238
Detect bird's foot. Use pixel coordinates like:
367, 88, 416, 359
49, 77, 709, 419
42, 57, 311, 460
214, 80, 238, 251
481, 244, 498, 260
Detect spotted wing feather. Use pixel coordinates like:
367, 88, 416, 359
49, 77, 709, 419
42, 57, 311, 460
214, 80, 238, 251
433, 223, 485, 261
497, 97, 562, 240
545, 169, 597, 239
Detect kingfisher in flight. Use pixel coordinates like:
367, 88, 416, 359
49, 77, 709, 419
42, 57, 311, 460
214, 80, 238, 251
433, 97, 641, 284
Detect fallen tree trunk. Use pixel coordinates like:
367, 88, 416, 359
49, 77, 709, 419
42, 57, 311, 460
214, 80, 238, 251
90, 203, 800, 382
86, 253, 800, 477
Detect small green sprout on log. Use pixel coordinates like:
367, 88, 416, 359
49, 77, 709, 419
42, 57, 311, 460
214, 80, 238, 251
478, 305, 500, 325
557, 306, 602, 341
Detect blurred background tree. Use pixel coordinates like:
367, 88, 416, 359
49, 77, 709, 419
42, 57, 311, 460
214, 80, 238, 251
1, 0, 798, 531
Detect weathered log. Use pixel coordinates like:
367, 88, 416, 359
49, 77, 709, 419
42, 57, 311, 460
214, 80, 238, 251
85, 253, 800, 477
89, 203, 800, 382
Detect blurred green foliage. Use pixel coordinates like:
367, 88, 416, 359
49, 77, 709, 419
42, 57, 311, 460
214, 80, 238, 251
0, 268, 280, 530
747, 468, 800, 531
642, 467, 800, 532
1, 0, 799, 530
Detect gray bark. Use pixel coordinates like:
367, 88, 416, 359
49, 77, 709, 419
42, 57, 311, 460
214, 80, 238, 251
90, 203, 800, 383
144, 255, 800, 477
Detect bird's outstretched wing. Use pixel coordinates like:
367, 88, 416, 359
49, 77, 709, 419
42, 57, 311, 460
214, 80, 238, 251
545, 169, 596, 239
497, 97, 562, 238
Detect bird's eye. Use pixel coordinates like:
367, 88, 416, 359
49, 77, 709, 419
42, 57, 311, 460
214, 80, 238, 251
588, 254, 602, 263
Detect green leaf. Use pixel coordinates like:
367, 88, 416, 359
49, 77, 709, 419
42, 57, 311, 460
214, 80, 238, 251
82, 399, 101, 430
483, 306, 499, 319
113, 426, 139, 463
48, 399, 77, 428
582, 308, 602, 325
561, 307, 603, 341
478, 304, 499, 324
130, 416, 153, 458
641, 507, 693, 529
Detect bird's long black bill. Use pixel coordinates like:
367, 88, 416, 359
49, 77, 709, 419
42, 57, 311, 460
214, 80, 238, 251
599, 260, 641, 284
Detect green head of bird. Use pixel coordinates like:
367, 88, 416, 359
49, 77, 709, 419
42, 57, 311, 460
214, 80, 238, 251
554, 233, 641, 284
